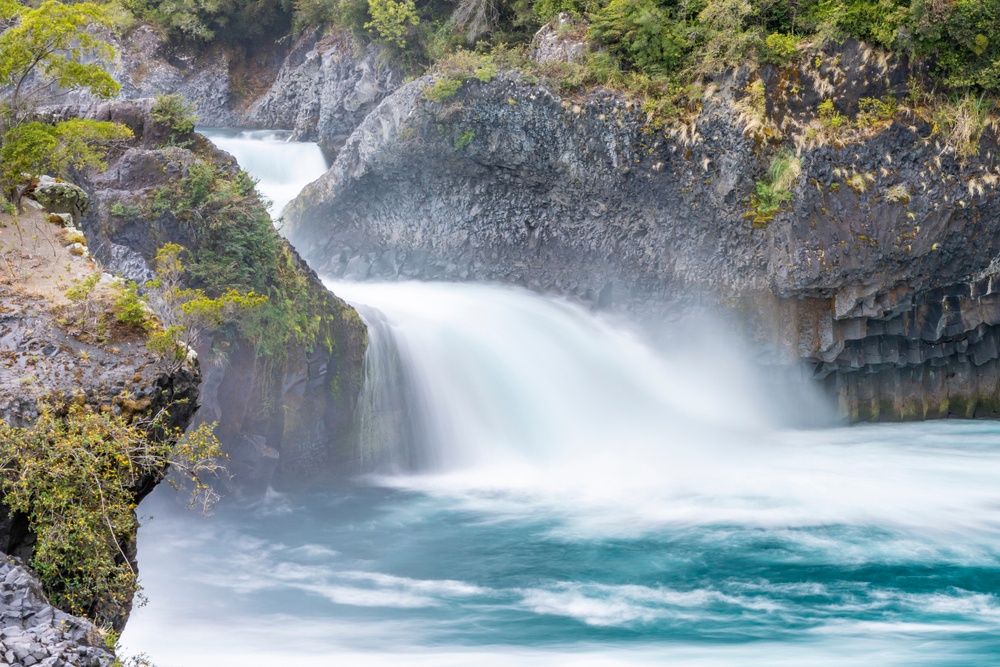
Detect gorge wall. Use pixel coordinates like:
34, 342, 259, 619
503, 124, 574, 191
41, 100, 368, 490
97, 22, 1000, 421
282, 41, 1000, 421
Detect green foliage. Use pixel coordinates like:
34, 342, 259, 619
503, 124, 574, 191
65, 273, 101, 303
150, 93, 198, 143
454, 129, 474, 148
123, 0, 293, 44
364, 0, 419, 48
533, 0, 581, 22
857, 95, 899, 127
762, 32, 800, 66
695, 0, 765, 74
113, 281, 153, 331
0, 192, 14, 215
818, 98, 848, 129
1, 119, 132, 187
748, 149, 800, 225
145, 242, 267, 358
589, 0, 689, 76
293, 0, 336, 30
930, 92, 996, 158
0, 1, 120, 127
423, 48, 503, 102
142, 160, 348, 406
0, 406, 222, 625
424, 76, 464, 102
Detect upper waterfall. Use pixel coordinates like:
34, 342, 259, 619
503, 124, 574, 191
199, 128, 329, 220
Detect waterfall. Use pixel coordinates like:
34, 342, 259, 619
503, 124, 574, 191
198, 128, 329, 220
330, 280, 781, 470
122, 129, 1000, 667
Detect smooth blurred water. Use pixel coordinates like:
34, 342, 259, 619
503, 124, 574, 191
198, 128, 328, 220
120, 282, 1000, 666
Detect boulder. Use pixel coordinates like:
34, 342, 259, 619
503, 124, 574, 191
31, 176, 90, 222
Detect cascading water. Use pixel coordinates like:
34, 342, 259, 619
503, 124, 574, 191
120, 131, 1000, 666
197, 128, 329, 219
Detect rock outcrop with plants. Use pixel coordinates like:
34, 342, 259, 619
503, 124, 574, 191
54, 99, 369, 491
281, 14, 1000, 421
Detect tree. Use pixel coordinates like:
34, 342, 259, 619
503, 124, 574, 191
365, 0, 420, 48
145, 243, 268, 366
0, 1, 120, 133
0, 118, 132, 186
0, 405, 223, 626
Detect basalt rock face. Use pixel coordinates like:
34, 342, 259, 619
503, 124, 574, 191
285, 48, 1000, 421
67, 101, 367, 490
243, 29, 400, 156
0, 556, 114, 667
103, 25, 399, 153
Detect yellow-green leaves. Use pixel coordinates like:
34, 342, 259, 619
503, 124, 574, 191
0, 406, 223, 625
365, 0, 419, 48
145, 243, 268, 361
0, 119, 132, 184
0, 1, 120, 113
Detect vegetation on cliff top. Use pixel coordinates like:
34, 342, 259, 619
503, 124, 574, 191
140, 138, 356, 412
0, 1, 131, 197
0, 408, 221, 627
97, 0, 1000, 101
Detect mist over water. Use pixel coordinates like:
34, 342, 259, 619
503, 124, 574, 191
197, 128, 328, 219
121, 131, 1000, 666
122, 281, 1000, 666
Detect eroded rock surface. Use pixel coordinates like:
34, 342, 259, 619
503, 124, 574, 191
243, 30, 400, 156
0, 556, 114, 667
284, 52, 1000, 420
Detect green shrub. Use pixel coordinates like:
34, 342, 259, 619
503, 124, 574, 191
424, 77, 463, 102
762, 32, 800, 67
293, 0, 335, 30
1, 120, 132, 188
589, 0, 689, 76
857, 95, 899, 127
123, 0, 293, 44
818, 98, 848, 129
364, 0, 419, 48
0, 406, 222, 625
113, 281, 152, 331
150, 93, 198, 143
65, 273, 101, 303
748, 149, 800, 225
533, 0, 582, 22
454, 130, 474, 149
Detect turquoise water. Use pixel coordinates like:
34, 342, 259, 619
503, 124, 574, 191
123, 419, 1000, 666
125, 132, 1000, 666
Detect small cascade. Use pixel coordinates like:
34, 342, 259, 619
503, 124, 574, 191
199, 128, 328, 219
353, 304, 418, 471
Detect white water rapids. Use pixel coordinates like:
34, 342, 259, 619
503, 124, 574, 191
198, 128, 328, 219
117, 130, 1000, 667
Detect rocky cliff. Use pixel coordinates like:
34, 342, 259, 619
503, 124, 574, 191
101, 25, 399, 157
0, 193, 201, 652
49, 100, 368, 490
242, 29, 400, 156
0, 556, 115, 667
283, 40, 1000, 421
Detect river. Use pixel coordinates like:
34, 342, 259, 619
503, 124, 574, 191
119, 130, 1000, 667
